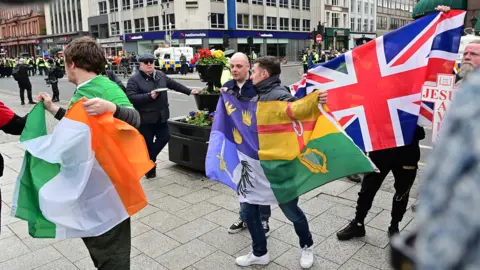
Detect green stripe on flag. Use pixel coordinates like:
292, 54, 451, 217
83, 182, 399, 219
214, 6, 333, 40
13, 102, 60, 238
261, 133, 373, 204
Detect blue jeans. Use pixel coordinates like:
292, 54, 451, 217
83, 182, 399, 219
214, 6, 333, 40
240, 204, 270, 222
240, 198, 313, 257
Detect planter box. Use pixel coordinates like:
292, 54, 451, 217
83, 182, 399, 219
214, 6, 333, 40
194, 94, 220, 113
167, 117, 211, 172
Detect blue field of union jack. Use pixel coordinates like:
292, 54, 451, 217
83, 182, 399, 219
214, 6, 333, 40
292, 10, 465, 152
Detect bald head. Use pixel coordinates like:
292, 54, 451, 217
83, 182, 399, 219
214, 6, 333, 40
230, 52, 250, 83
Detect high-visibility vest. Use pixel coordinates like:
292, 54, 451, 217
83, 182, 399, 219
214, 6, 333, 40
302, 54, 307, 64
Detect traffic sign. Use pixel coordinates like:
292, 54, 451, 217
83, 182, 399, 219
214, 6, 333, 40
316, 34, 322, 43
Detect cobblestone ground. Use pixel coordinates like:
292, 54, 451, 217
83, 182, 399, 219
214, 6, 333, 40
0, 89, 421, 270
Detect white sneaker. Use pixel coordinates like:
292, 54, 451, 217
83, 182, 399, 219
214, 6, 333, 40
300, 245, 314, 269
235, 251, 270, 267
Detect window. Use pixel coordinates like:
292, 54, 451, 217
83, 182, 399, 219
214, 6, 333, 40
364, 18, 368, 31
351, 17, 354, 30
343, 14, 347, 28
134, 18, 145, 32
90, 25, 99, 38
110, 22, 119, 35
357, 0, 361, 13
292, 18, 300, 31
133, 0, 143, 8
237, 14, 249, 29
210, 13, 225, 28
123, 0, 130, 9
237, 0, 248, 2
291, 0, 299, 9
370, 3, 373, 15
124, 20, 132, 33
302, 0, 310, 10
302, 19, 310, 31
280, 17, 288, 30
357, 18, 361, 31
332, 0, 338, 5
148, 16, 159, 31
279, 0, 288, 8
266, 0, 275, 6
364, 2, 368, 14
267, 16, 277, 30
350, 0, 355, 11
98, 1, 107, 14
109, 0, 118, 12
332, 13, 339, 27
162, 14, 175, 29
252, 0, 263, 4
370, 19, 374, 32
252, 15, 264, 29
146, 0, 158, 5
326, 12, 330, 26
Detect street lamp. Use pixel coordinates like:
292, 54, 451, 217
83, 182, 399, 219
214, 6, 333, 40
161, 2, 170, 45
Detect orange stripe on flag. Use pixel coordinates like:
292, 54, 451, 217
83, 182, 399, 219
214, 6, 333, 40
66, 101, 153, 216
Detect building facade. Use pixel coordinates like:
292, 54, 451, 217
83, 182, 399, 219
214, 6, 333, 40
466, 0, 480, 34
41, 0, 91, 56
0, 5, 46, 57
322, 0, 351, 51
348, 0, 376, 49
87, 0, 324, 60
376, 0, 415, 36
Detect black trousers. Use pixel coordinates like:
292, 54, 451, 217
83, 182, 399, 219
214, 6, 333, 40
303, 64, 308, 74
19, 85, 33, 103
82, 218, 131, 270
355, 140, 421, 225
51, 82, 59, 101
139, 121, 170, 163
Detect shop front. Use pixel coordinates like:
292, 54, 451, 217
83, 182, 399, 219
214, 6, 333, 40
0, 38, 41, 58
349, 33, 377, 49
97, 37, 124, 57
324, 28, 351, 51
39, 33, 89, 58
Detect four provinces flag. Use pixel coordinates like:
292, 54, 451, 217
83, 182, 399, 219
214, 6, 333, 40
11, 101, 154, 238
206, 91, 377, 205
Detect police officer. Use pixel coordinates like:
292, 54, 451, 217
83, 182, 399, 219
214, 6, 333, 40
302, 51, 308, 74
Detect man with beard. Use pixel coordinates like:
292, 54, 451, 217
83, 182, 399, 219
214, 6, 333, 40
456, 40, 480, 86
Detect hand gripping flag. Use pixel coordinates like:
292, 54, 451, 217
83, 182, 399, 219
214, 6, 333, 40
206, 91, 376, 205
292, 11, 465, 152
11, 101, 154, 238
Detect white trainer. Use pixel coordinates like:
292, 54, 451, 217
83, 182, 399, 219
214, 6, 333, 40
300, 245, 314, 269
235, 251, 270, 267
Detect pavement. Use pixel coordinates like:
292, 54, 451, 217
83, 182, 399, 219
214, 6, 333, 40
0, 73, 427, 270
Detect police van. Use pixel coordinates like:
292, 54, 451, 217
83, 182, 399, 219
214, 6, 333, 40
153, 47, 194, 73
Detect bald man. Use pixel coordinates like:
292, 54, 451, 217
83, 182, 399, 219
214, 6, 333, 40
223, 53, 272, 236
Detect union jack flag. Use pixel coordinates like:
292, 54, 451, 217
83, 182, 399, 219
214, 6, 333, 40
292, 11, 465, 152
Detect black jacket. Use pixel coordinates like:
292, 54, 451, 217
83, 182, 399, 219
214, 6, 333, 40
106, 70, 126, 92
0, 114, 26, 177
126, 70, 191, 124
14, 64, 31, 87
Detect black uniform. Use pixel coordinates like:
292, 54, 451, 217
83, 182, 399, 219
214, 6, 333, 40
46, 61, 62, 102
13, 64, 34, 104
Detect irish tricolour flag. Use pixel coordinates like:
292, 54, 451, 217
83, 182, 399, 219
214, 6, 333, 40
11, 101, 154, 238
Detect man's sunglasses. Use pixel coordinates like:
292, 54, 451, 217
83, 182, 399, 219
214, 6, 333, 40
142, 60, 154, 65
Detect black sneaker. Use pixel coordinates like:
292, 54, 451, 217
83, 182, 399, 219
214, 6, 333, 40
346, 174, 362, 183
388, 226, 399, 238
337, 220, 366, 241
145, 167, 156, 179
228, 219, 246, 233
262, 221, 270, 237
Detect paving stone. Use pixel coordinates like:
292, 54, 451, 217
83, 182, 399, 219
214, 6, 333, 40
131, 254, 167, 270
131, 230, 181, 258
261, 263, 289, 270
138, 209, 187, 233
298, 197, 336, 217
309, 213, 349, 238
208, 182, 238, 196
131, 204, 161, 220
166, 218, 218, 244
271, 223, 325, 247
316, 181, 356, 196
22, 237, 63, 251
180, 188, 222, 204
0, 166, 18, 185
1, 188, 14, 204
325, 205, 376, 224
131, 220, 152, 237
299, 187, 324, 200
174, 201, 220, 222
193, 250, 247, 270
161, 183, 197, 197
363, 226, 390, 249
140, 177, 175, 191
4, 157, 23, 173
0, 235, 31, 263
203, 208, 240, 229
144, 188, 168, 201
314, 236, 365, 265
156, 239, 216, 270
149, 195, 192, 213
316, 194, 356, 207
367, 210, 413, 232
53, 238, 90, 263
274, 246, 340, 270
130, 246, 142, 258
34, 258, 78, 270
169, 173, 216, 191
8, 220, 30, 239
0, 226, 15, 240
403, 218, 416, 232
74, 257, 96, 270
353, 244, 392, 270
0, 246, 63, 270
207, 194, 240, 212
198, 227, 251, 255
339, 258, 378, 270
0, 143, 24, 155
337, 185, 361, 202
235, 237, 291, 261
